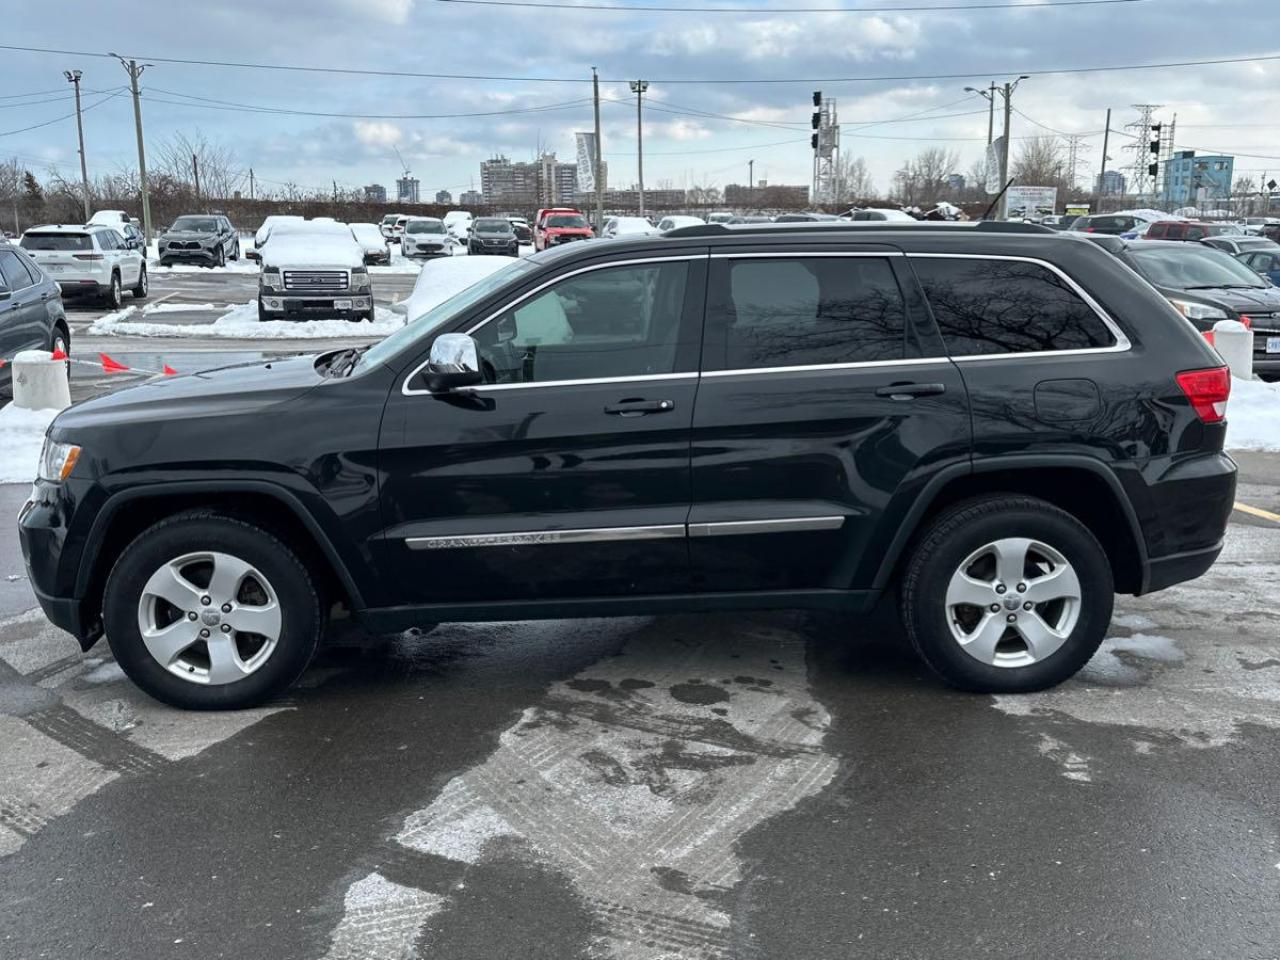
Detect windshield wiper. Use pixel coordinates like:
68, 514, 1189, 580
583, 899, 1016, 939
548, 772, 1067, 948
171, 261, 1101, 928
325, 347, 364, 378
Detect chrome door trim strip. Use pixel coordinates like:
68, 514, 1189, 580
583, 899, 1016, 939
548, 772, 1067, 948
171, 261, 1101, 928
904, 252, 1133, 355
405, 524, 687, 550
404, 516, 846, 549
402, 254, 705, 397
469, 372, 698, 393
688, 516, 846, 537
702, 357, 952, 379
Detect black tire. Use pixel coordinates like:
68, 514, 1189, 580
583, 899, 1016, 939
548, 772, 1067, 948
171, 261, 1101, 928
899, 495, 1113, 693
257, 297, 268, 322
131, 264, 148, 299
230, 241, 240, 261
50, 323, 70, 357
102, 273, 122, 309
102, 512, 323, 710
215, 246, 226, 268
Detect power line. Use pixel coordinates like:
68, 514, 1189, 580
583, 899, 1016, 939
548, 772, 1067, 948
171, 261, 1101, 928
1, 42, 1279, 85
0, 89, 126, 138
431, 0, 1152, 11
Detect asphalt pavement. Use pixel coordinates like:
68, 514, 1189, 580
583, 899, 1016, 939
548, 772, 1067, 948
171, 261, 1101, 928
3, 267, 1280, 958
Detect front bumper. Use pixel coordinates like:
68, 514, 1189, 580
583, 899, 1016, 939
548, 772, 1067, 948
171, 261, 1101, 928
18, 482, 102, 648
259, 292, 373, 317
159, 246, 217, 265
404, 244, 450, 258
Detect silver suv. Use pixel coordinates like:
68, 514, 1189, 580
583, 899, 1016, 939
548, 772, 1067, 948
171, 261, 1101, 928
20, 224, 148, 309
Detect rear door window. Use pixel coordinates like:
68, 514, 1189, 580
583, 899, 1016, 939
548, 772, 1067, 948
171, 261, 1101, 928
0, 250, 32, 290
912, 257, 1118, 356
1148, 223, 1167, 238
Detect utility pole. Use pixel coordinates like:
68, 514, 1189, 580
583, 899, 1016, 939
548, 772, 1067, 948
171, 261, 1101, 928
63, 70, 91, 222
748, 159, 754, 207
995, 76, 1028, 216
249, 167, 255, 201
592, 67, 605, 232
114, 55, 154, 243
630, 80, 648, 216
192, 153, 201, 209
1098, 107, 1111, 204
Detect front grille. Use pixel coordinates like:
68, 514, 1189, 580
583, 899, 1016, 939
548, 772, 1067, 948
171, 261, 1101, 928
283, 270, 347, 292
170, 241, 201, 250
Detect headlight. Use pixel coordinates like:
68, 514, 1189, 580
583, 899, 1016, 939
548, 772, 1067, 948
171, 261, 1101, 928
351, 267, 370, 289
261, 267, 281, 288
1169, 298, 1229, 321
38, 439, 81, 482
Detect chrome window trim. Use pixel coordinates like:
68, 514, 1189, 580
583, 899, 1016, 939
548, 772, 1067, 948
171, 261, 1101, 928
905, 252, 1133, 359
709, 251, 904, 259
404, 515, 845, 549
401, 254, 705, 397
703, 357, 951, 379
469, 371, 698, 393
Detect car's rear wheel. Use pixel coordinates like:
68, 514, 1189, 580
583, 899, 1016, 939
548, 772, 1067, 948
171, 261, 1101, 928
899, 495, 1112, 693
103, 512, 323, 709
131, 264, 148, 298
102, 273, 122, 310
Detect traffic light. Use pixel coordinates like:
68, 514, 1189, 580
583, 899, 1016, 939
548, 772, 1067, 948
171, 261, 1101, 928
1149, 122, 1162, 155
1147, 163, 1159, 177
813, 90, 822, 107
812, 111, 822, 129
811, 133, 819, 151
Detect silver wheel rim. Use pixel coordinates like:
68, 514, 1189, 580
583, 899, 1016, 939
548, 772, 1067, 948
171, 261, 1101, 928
139, 268, 147, 294
53, 334, 67, 354
945, 537, 1082, 668
136, 551, 283, 686
111, 277, 120, 306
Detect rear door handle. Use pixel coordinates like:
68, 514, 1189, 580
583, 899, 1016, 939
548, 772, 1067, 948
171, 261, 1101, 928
875, 382, 947, 400
605, 398, 675, 417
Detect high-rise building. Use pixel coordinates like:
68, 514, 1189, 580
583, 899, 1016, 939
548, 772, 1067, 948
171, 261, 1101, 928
459, 189, 483, 206
1162, 150, 1234, 206
1097, 170, 1127, 196
480, 155, 541, 209
435, 189, 452, 204
363, 183, 387, 203
396, 176, 420, 204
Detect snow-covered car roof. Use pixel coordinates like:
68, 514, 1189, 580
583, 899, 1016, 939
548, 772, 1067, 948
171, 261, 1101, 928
260, 232, 364, 268
349, 223, 387, 250
87, 210, 130, 224
24, 224, 102, 234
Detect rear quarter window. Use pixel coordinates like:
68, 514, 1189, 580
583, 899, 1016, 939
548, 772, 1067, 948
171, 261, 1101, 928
911, 257, 1118, 356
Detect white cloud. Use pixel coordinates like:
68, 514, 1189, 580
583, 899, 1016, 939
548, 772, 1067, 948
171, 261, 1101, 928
351, 0, 413, 24
353, 121, 404, 148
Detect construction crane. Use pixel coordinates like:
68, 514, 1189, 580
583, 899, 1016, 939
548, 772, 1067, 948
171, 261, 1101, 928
394, 145, 411, 181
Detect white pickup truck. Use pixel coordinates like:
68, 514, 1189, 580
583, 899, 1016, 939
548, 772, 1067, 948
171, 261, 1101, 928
255, 220, 373, 322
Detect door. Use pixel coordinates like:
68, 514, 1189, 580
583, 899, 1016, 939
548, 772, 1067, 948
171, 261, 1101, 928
0, 249, 46, 366
376, 254, 707, 605
688, 248, 971, 594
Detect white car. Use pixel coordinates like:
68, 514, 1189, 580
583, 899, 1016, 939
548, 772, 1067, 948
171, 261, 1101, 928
20, 224, 147, 309
257, 220, 371, 322
402, 217, 454, 259
252, 215, 306, 257
845, 208, 917, 222
601, 216, 659, 239
656, 215, 706, 232
380, 213, 404, 241
442, 211, 474, 241
350, 222, 391, 265
706, 212, 735, 224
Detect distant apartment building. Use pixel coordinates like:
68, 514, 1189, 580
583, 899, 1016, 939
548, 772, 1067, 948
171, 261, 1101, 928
396, 176, 420, 204
1162, 150, 1234, 206
459, 189, 483, 206
724, 183, 809, 209
538, 153, 580, 206
1097, 169, 1126, 196
363, 183, 387, 204
435, 189, 452, 204
480, 155, 541, 209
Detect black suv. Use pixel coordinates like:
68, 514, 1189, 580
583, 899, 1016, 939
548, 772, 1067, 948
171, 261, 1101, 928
0, 243, 71, 394
19, 222, 1236, 709
158, 215, 240, 267
468, 217, 520, 256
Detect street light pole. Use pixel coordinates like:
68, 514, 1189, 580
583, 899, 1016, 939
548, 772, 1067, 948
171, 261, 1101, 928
113, 55, 154, 244
629, 79, 648, 216
748, 158, 754, 205
63, 70, 90, 222
997, 75, 1028, 217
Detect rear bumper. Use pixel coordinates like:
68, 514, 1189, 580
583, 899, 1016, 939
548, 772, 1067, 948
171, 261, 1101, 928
55, 278, 109, 295
1144, 542, 1224, 593
1134, 452, 1236, 594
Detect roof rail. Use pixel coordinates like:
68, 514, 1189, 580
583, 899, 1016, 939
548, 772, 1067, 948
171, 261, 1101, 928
663, 220, 1053, 239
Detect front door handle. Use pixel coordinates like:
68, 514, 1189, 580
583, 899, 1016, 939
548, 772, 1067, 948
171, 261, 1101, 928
605, 398, 675, 417
875, 382, 947, 400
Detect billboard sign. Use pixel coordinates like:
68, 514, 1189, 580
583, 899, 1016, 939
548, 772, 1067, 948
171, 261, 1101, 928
575, 132, 597, 194
1004, 185, 1058, 220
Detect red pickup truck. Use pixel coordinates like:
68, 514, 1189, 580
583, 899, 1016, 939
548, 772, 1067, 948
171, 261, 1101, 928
534, 208, 594, 251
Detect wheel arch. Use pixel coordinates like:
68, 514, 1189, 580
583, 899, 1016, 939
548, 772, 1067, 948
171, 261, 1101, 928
872, 456, 1148, 596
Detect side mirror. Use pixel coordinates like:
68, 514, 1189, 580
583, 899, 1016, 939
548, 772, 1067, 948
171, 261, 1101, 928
424, 333, 483, 392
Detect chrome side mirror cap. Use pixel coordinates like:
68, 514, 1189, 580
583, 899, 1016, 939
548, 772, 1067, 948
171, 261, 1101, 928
424, 333, 483, 392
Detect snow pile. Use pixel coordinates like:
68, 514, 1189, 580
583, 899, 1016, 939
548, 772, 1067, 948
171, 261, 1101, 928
1226, 376, 1280, 451
88, 300, 404, 339
0, 404, 58, 484
396, 255, 517, 323
142, 302, 217, 314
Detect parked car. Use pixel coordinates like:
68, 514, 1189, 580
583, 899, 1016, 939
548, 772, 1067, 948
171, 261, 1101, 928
157, 214, 239, 267
774, 212, 842, 222
507, 217, 533, 245
533, 208, 594, 250
380, 213, 404, 241
844, 208, 917, 222
256, 220, 372, 322
1144, 221, 1243, 242
350, 222, 391, 265
1238, 248, 1280, 286
0, 244, 70, 395
401, 217, 453, 259
467, 218, 520, 256
249, 215, 305, 262
1094, 237, 1280, 380
392, 214, 413, 243
601, 216, 659, 239
1200, 235, 1280, 257
656, 215, 706, 232
20, 220, 1236, 709
729, 215, 774, 224
1240, 217, 1280, 236
706, 212, 735, 224
1070, 213, 1146, 235
443, 211, 474, 242
20, 224, 147, 308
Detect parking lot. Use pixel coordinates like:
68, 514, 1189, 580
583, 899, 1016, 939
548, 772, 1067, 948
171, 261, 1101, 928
2, 257, 1280, 957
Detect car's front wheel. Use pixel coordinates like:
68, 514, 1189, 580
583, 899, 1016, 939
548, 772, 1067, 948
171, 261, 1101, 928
899, 495, 1112, 693
102, 512, 323, 709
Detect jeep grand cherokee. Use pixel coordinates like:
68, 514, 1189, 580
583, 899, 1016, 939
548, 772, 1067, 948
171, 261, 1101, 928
19, 221, 1236, 709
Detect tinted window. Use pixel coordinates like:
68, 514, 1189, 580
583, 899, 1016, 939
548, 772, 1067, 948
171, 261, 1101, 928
1147, 223, 1167, 238
0, 250, 32, 290
21, 233, 91, 251
97, 231, 118, 251
473, 261, 690, 384
913, 257, 1116, 356
711, 257, 907, 369
13, 251, 42, 286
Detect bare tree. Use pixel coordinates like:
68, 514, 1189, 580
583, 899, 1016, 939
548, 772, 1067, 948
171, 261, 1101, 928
890, 148, 960, 207
0, 157, 22, 234
1012, 136, 1069, 194
832, 154, 874, 205
155, 131, 242, 203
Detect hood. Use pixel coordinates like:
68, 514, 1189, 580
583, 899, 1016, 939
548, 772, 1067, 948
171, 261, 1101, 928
51, 355, 325, 436
545, 224, 593, 234
260, 234, 363, 269
1162, 283, 1280, 314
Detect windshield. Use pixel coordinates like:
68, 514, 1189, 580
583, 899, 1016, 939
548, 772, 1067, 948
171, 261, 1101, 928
381, 215, 398, 225
357, 258, 537, 371
546, 214, 587, 229
1127, 246, 1269, 289
475, 219, 512, 233
171, 217, 218, 233
407, 221, 445, 235
21, 233, 91, 251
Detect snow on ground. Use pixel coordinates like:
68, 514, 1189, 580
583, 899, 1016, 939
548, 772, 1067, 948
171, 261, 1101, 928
141, 302, 217, 314
1227, 376, 1280, 451
0, 404, 58, 484
88, 300, 404, 339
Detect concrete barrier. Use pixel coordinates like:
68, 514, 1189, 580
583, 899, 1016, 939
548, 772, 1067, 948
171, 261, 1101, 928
12, 350, 70, 412
1212, 319, 1252, 380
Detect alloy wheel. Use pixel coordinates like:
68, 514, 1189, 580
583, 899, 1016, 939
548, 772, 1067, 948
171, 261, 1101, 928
136, 550, 283, 685
944, 537, 1082, 668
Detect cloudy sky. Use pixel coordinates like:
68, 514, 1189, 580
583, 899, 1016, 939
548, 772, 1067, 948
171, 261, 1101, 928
2, 0, 1277, 200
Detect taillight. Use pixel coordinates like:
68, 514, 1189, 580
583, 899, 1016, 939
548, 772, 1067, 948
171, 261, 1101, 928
1202, 330, 1216, 348
1175, 366, 1231, 423
73, 253, 104, 260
